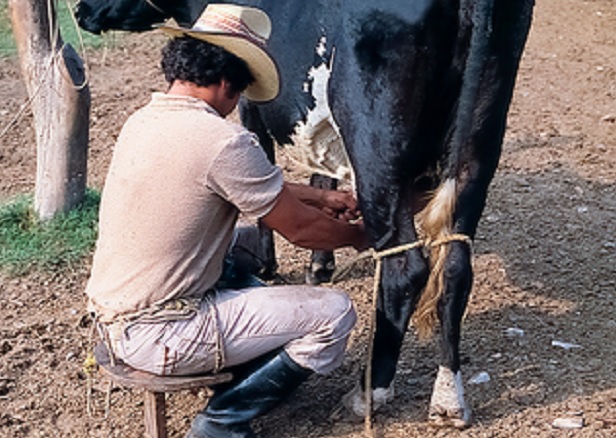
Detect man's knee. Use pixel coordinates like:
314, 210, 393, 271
323, 288, 357, 337
284, 287, 356, 374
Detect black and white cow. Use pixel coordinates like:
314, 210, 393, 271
76, 0, 535, 427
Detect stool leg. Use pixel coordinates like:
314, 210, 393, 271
144, 391, 166, 438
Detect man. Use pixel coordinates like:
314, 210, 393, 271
85, 4, 368, 437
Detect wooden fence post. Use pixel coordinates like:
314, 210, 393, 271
9, 0, 90, 220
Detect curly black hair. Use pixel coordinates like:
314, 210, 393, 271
161, 37, 255, 94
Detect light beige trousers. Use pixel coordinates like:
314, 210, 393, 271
111, 285, 356, 376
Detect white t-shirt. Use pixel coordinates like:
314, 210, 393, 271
86, 93, 283, 322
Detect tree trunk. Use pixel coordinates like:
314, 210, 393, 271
9, 0, 90, 220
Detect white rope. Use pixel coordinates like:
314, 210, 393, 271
0, 55, 55, 140
0, 0, 90, 139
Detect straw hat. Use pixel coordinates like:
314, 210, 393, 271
158, 4, 280, 102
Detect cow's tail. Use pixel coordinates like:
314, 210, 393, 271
413, 179, 456, 338
413, 0, 494, 339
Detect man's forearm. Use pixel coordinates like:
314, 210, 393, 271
285, 182, 324, 207
284, 206, 365, 251
263, 185, 368, 251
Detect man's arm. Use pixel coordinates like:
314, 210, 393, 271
262, 184, 368, 252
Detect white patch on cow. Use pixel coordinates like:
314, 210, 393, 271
341, 382, 395, 418
429, 366, 472, 428
288, 38, 353, 183
315, 35, 327, 57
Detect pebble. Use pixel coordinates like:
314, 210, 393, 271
601, 113, 615, 122
552, 417, 584, 429
505, 327, 525, 337
468, 371, 491, 385
551, 340, 582, 350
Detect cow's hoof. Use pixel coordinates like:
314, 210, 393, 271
334, 383, 394, 419
428, 404, 472, 429
305, 261, 335, 285
257, 263, 278, 281
329, 402, 364, 423
428, 366, 472, 429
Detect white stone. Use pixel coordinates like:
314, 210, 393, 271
468, 371, 491, 385
552, 417, 584, 429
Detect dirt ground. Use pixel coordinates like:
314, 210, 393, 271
1, 0, 615, 437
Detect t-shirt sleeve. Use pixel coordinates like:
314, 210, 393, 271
207, 131, 284, 219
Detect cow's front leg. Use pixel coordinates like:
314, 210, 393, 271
429, 231, 474, 427
342, 246, 429, 417
341, 188, 430, 416
305, 173, 338, 284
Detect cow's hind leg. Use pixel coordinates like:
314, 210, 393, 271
426, 0, 535, 426
428, 239, 473, 428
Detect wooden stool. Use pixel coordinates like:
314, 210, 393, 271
94, 342, 233, 438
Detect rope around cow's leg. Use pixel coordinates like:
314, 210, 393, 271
426, 233, 472, 251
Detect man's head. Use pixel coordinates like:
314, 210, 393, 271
158, 4, 279, 102
161, 37, 255, 98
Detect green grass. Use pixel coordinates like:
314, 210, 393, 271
0, 0, 115, 58
0, 1, 13, 57
0, 189, 100, 275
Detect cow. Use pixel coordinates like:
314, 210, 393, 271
75, 0, 535, 428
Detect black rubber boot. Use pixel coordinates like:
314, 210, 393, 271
186, 350, 313, 438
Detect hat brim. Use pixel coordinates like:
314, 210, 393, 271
158, 24, 280, 103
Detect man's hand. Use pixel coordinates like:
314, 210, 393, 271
263, 184, 370, 252
286, 182, 361, 222
321, 190, 361, 222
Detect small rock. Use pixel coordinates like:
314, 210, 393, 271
551, 340, 582, 350
505, 327, 525, 337
552, 417, 584, 429
601, 113, 615, 122
468, 371, 491, 385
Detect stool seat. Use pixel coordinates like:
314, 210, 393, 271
94, 342, 233, 391
94, 342, 232, 438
